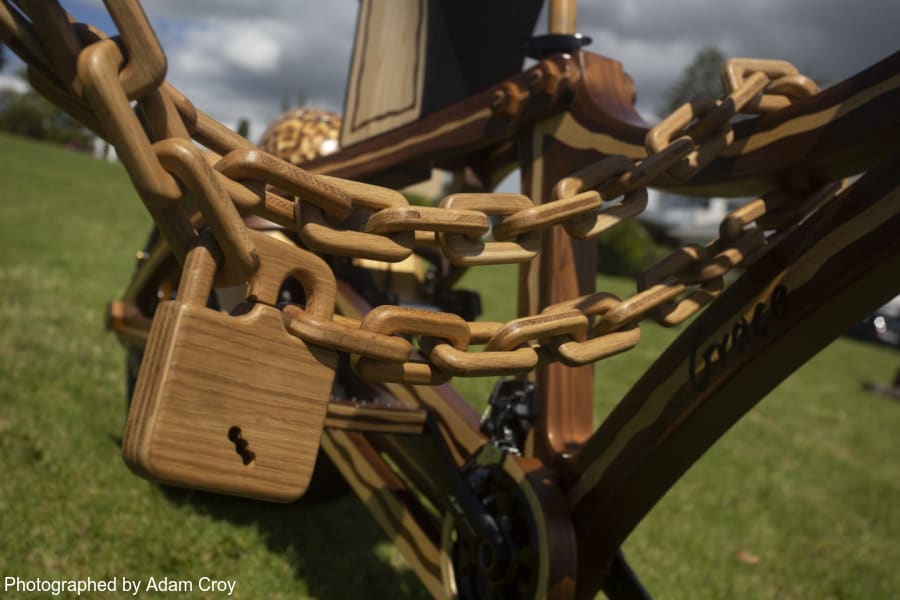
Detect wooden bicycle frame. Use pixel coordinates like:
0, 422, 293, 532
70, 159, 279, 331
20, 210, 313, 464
290, 47, 900, 597
7, 0, 897, 595
107, 42, 900, 600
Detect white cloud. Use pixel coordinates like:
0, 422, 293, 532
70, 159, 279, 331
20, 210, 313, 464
174, 20, 287, 77
222, 26, 284, 73
0, 73, 28, 94
38, 1, 900, 142
132, 1, 356, 141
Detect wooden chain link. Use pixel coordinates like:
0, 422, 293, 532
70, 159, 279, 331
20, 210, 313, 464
0, 0, 839, 383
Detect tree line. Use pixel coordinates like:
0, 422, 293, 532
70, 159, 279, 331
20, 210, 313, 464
0, 45, 95, 151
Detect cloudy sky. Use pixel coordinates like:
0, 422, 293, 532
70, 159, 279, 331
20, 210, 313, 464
8, 1, 899, 142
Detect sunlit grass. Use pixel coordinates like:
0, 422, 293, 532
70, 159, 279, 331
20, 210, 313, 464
1, 132, 897, 598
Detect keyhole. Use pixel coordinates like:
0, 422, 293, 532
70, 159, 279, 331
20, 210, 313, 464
227, 426, 256, 466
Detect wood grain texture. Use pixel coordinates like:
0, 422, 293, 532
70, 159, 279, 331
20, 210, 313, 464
316, 174, 410, 209
298, 204, 415, 263
548, 0, 577, 34
215, 149, 352, 221
332, 281, 486, 455
518, 119, 601, 461
305, 54, 578, 184
77, 39, 181, 205
341, 0, 428, 147
566, 154, 900, 596
123, 300, 337, 503
321, 429, 444, 597
244, 230, 335, 315
154, 138, 258, 287
124, 240, 337, 502
20, 3, 82, 92
324, 402, 426, 434
509, 456, 578, 599
103, 0, 167, 98
364, 205, 489, 236
560, 51, 900, 196
439, 193, 541, 265
310, 48, 900, 203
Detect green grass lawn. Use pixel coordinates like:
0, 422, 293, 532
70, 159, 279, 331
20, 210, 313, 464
1, 132, 898, 599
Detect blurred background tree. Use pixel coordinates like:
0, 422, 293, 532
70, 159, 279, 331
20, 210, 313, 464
0, 67, 95, 151
595, 219, 669, 277
658, 46, 726, 115
236, 118, 250, 139
594, 46, 729, 277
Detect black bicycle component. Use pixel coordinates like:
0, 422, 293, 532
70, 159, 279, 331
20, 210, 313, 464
481, 379, 539, 453
525, 33, 592, 59
426, 414, 508, 558
434, 287, 483, 322
443, 442, 541, 598
601, 549, 654, 600
329, 256, 399, 308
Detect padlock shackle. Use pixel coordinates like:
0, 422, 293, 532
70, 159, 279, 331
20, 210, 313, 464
176, 236, 219, 307
246, 231, 336, 320
176, 231, 336, 321
128, 231, 337, 501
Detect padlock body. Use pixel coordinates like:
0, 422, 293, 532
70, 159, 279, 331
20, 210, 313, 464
124, 300, 337, 502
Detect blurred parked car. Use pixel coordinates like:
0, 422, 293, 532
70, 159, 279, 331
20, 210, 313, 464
847, 295, 900, 349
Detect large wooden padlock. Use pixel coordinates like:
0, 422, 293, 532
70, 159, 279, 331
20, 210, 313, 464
123, 231, 338, 502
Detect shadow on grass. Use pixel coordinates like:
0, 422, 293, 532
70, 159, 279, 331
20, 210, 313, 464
157, 462, 429, 600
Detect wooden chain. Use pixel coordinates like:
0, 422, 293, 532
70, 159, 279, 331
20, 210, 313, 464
0, 1, 837, 383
